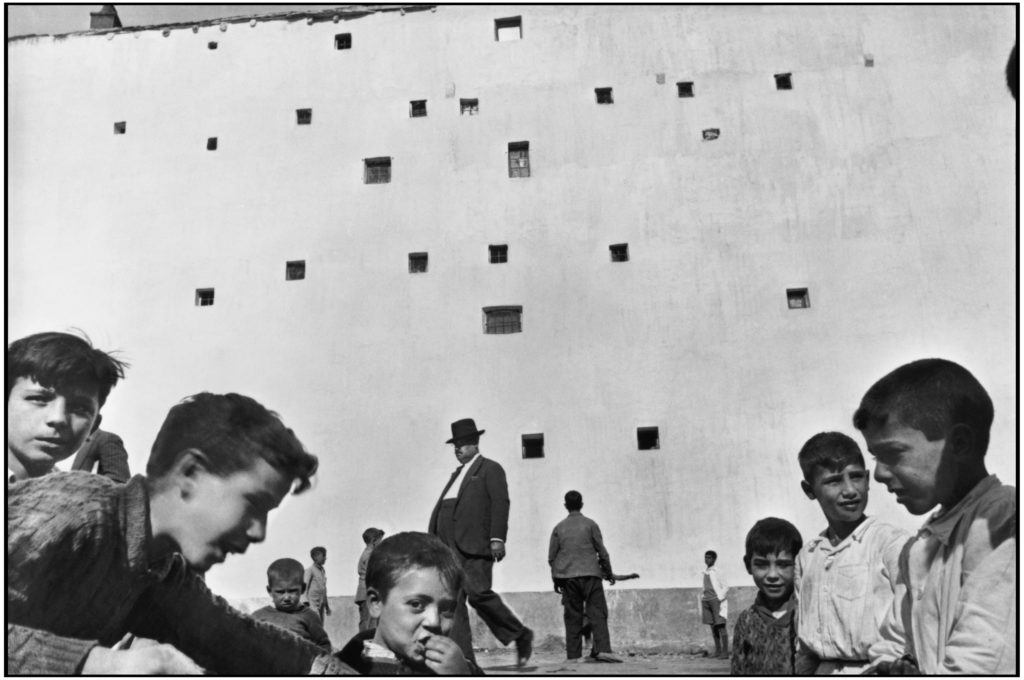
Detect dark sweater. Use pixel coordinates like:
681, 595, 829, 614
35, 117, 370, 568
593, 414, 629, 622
730, 592, 798, 675
7, 472, 349, 675
252, 603, 333, 652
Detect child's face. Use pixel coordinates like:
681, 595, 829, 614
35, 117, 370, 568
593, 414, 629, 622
746, 550, 796, 608
704, 554, 715, 567
6, 377, 100, 477
862, 418, 949, 515
172, 456, 292, 572
369, 566, 456, 669
313, 551, 326, 566
804, 463, 869, 525
268, 573, 304, 612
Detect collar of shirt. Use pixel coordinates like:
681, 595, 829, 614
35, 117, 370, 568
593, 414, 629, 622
921, 474, 1000, 547
805, 515, 875, 554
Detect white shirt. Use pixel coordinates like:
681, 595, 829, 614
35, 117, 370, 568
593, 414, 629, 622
795, 516, 908, 668
443, 452, 478, 500
701, 565, 728, 618
868, 475, 1016, 674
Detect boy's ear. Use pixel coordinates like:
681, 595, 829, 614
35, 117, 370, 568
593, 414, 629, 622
945, 423, 976, 460
168, 448, 212, 497
266, 584, 272, 595
742, 555, 752, 575
800, 479, 815, 500
367, 587, 384, 618
301, 582, 308, 595
90, 413, 103, 434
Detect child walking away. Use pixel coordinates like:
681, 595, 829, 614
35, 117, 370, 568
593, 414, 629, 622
731, 517, 802, 675
701, 550, 729, 659
794, 432, 909, 674
355, 527, 385, 632
854, 358, 1016, 675
7, 331, 127, 483
338, 531, 483, 675
7, 392, 350, 675
304, 546, 332, 621
252, 558, 332, 652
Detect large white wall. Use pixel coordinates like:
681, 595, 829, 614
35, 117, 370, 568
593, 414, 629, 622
7, 5, 1016, 601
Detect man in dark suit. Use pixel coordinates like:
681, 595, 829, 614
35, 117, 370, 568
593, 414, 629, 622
428, 418, 533, 667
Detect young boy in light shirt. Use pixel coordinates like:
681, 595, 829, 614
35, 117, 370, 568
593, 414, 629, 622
794, 431, 909, 674
854, 358, 1016, 675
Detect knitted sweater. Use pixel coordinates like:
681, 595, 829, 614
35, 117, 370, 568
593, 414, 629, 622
730, 592, 798, 675
251, 603, 333, 652
7, 472, 349, 675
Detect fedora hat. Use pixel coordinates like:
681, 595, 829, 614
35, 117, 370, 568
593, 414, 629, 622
446, 418, 486, 444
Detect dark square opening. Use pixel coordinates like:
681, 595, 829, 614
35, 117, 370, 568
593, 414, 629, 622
787, 288, 810, 309
286, 260, 306, 280
113, 121, 126, 135
195, 288, 214, 307
702, 128, 720, 141
508, 141, 530, 178
483, 306, 523, 334
494, 16, 522, 41
207, 137, 218, 151
522, 433, 544, 459
460, 98, 479, 115
410, 100, 427, 118
296, 108, 312, 125
637, 426, 660, 450
677, 81, 694, 98
775, 73, 793, 90
595, 87, 614, 104
365, 157, 392, 184
335, 33, 352, 49
409, 252, 428, 273
489, 244, 508, 264
609, 243, 629, 262
208, 41, 218, 50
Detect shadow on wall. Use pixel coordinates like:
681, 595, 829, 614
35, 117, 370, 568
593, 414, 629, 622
232, 586, 758, 653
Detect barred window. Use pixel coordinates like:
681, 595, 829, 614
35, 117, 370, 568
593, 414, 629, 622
609, 243, 629, 262
335, 33, 352, 50
296, 108, 312, 125
286, 260, 306, 280
409, 252, 428, 273
364, 157, 391, 184
495, 16, 522, 41
483, 306, 522, 334
775, 73, 793, 90
677, 81, 694, 98
787, 288, 810, 309
522, 433, 545, 459
195, 288, 214, 307
508, 141, 530, 178
410, 100, 427, 118
460, 98, 479, 115
489, 244, 508, 264
637, 426, 660, 450
595, 87, 614, 104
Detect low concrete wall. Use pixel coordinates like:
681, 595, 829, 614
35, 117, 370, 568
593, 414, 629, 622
232, 586, 757, 653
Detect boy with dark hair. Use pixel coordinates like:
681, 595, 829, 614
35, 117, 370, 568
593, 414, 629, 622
793, 431, 908, 674
549, 490, 622, 663
731, 517, 802, 675
701, 549, 729, 659
853, 358, 1016, 675
7, 331, 127, 482
338, 531, 482, 675
304, 545, 332, 621
7, 392, 351, 675
252, 557, 332, 652
355, 527, 386, 631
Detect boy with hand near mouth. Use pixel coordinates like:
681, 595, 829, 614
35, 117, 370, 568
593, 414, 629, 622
730, 517, 803, 675
854, 358, 1016, 675
252, 558, 333, 651
793, 431, 908, 674
338, 532, 482, 675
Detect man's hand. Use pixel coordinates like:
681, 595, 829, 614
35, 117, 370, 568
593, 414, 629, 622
553, 579, 564, 594
423, 635, 470, 675
81, 644, 204, 674
490, 540, 506, 562
861, 656, 920, 676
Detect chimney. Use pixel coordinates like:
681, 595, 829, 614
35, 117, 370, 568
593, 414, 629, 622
90, 5, 122, 30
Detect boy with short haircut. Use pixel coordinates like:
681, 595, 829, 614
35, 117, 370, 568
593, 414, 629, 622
730, 517, 802, 675
252, 557, 332, 652
7, 331, 127, 482
794, 431, 909, 674
853, 358, 1016, 675
355, 527, 386, 632
304, 546, 332, 621
338, 531, 482, 675
701, 550, 729, 659
7, 392, 350, 675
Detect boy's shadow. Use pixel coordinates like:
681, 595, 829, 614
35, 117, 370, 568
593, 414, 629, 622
486, 663, 540, 672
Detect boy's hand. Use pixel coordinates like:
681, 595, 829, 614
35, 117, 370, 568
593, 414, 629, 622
81, 644, 204, 674
423, 635, 470, 675
325, 603, 332, 616
490, 540, 506, 562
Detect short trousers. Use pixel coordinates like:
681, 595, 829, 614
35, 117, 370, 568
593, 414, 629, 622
702, 597, 726, 626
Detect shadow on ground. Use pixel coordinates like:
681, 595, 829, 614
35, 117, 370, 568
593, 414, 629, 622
477, 647, 730, 676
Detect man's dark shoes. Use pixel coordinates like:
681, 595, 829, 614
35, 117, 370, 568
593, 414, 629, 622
515, 628, 534, 667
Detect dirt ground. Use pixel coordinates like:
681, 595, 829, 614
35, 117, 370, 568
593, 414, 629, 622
477, 646, 730, 676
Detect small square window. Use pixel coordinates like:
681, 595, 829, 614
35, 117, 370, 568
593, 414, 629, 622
508, 141, 530, 178
595, 87, 614, 104
335, 33, 352, 49
286, 260, 305, 280
296, 108, 312, 125
774, 73, 793, 90
702, 128, 720, 141
787, 288, 810, 309
113, 121, 126, 135
495, 16, 522, 41
207, 137, 218, 151
195, 288, 214, 307
637, 426, 660, 450
655, 73, 666, 84
408, 252, 428, 273
522, 433, 545, 459
410, 100, 427, 118
365, 157, 392, 184
677, 81, 694, 98
483, 306, 522, 334
609, 243, 629, 262
864, 54, 874, 68
460, 98, 479, 115
489, 244, 508, 264
207, 41, 218, 50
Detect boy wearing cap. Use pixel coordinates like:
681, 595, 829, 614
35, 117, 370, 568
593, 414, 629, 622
428, 417, 534, 667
